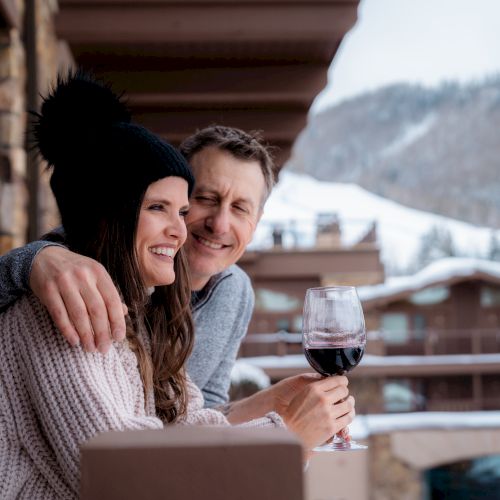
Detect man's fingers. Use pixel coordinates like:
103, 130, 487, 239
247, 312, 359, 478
43, 291, 80, 348
57, 283, 97, 352
80, 286, 113, 354
97, 277, 127, 342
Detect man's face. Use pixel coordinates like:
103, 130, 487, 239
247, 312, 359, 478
185, 146, 266, 290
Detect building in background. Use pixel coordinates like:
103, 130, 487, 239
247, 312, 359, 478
239, 255, 500, 498
239, 214, 384, 356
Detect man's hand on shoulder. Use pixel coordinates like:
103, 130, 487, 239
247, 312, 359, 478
30, 246, 127, 353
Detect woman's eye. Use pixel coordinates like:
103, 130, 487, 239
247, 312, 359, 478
180, 209, 189, 218
148, 204, 163, 211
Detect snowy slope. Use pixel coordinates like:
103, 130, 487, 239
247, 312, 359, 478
250, 172, 500, 271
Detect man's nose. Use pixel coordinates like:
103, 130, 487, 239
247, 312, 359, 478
206, 208, 230, 235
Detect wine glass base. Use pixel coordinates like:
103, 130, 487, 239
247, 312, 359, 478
313, 440, 368, 452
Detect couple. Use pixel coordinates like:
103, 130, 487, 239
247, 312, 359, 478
0, 72, 354, 497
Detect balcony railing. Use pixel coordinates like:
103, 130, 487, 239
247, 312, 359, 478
374, 328, 500, 356
240, 328, 500, 358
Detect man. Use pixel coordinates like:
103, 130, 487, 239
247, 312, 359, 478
0, 126, 354, 431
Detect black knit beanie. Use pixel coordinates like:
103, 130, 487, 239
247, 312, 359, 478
33, 70, 194, 247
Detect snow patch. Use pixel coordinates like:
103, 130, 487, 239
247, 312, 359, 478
231, 359, 271, 390
380, 113, 437, 157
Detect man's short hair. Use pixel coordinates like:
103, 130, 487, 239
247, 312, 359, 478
180, 125, 276, 203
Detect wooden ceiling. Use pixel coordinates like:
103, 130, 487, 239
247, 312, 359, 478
56, 0, 359, 167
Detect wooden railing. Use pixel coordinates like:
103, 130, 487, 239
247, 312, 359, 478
378, 328, 500, 356
240, 329, 500, 357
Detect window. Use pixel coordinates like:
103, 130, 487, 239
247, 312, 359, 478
409, 286, 449, 305
293, 315, 303, 332
383, 379, 421, 412
276, 319, 290, 332
480, 286, 500, 307
255, 288, 301, 313
413, 313, 426, 340
381, 312, 409, 344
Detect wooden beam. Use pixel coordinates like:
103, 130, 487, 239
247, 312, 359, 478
94, 65, 328, 108
134, 108, 307, 144
56, 2, 357, 45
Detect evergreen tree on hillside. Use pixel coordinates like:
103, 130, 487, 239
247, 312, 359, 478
414, 225, 457, 270
488, 232, 500, 262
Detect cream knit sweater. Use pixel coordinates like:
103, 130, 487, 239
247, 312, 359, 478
0, 294, 283, 499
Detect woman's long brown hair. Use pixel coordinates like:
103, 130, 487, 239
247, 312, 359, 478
70, 193, 194, 423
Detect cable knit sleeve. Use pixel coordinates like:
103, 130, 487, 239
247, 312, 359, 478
179, 375, 286, 429
1, 294, 163, 495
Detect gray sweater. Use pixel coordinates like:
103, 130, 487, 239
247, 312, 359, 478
0, 241, 254, 408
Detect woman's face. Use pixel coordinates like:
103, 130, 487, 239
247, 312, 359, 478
136, 176, 190, 288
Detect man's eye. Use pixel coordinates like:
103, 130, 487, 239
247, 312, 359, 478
234, 205, 248, 213
196, 196, 216, 204
180, 209, 189, 218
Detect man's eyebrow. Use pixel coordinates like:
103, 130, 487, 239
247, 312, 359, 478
193, 186, 256, 208
193, 185, 218, 194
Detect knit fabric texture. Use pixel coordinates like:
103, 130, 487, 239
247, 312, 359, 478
0, 294, 283, 498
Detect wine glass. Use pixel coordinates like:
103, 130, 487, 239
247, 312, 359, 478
302, 286, 367, 451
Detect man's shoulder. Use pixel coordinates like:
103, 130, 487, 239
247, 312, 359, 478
212, 264, 252, 296
225, 264, 251, 287
197, 265, 252, 309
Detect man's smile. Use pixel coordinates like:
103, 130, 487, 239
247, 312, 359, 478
192, 233, 228, 250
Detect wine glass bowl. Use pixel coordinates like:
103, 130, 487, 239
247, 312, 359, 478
302, 286, 367, 451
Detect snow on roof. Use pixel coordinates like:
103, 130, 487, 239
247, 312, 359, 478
357, 257, 500, 303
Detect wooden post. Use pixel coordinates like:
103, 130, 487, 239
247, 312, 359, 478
81, 427, 304, 500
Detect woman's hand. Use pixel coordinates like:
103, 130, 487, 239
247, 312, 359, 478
281, 375, 355, 451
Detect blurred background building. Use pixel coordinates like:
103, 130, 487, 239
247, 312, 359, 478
1, 1, 500, 498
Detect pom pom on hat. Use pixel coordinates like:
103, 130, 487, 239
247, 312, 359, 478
33, 69, 131, 168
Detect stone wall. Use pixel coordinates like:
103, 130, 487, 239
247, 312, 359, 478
0, 5, 26, 252
369, 434, 422, 500
36, 0, 66, 234
0, 0, 62, 255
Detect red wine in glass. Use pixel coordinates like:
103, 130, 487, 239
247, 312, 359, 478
304, 345, 365, 376
302, 286, 367, 452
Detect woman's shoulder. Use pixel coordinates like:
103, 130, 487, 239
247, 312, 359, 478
0, 293, 48, 324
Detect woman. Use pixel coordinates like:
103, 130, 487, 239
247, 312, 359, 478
0, 71, 198, 498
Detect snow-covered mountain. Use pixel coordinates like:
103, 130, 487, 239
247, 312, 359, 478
250, 171, 500, 273
288, 80, 500, 228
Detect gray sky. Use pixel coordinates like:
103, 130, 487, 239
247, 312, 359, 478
312, 0, 500, 113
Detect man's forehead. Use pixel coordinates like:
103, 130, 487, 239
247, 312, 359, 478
190, 147, 266, 202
